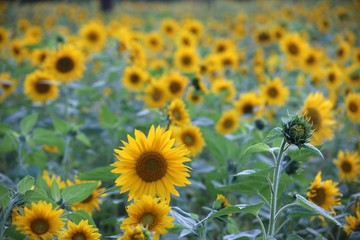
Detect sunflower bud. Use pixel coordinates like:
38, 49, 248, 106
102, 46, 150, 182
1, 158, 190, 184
282, 114, 312, 148
283, 155, 300, 175
254, 118, 266, 130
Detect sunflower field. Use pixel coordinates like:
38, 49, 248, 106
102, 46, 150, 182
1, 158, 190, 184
0, 0, 360, 239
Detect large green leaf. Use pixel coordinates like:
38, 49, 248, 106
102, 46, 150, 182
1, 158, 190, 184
0, 131, 18, 153
62, 182, 98, 204
53, 117, 72, 134
295, 194, 343, 227
20, 113, 38, 134
24, 189, 55, 204
51, 181, 61, 202
76, 131, 91, 147
78, 166, 118, 182
244, 143, 271, 155
0, 184, 10, 207
17, 176, 34, 194
67, 210, 96, 226
263, 127, 283, 144
31, 128, 64, 147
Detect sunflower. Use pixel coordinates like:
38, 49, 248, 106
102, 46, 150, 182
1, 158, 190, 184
279, 33, 308, 62
31, 48, 49, 66
59, 220, 101, 240
176, 31, 197, 48
168, 99, 191, 126
324, 64, 343, 90
216, 194, 232, 209
111, 125, 191, 201
254, 29, 272, 46
174, 48, 199, 73
234, 92, 264, 119
43, 145, 59, 153
118, 224, 148, 240
10, 39, 26, 63
334, 150, 360, 182
129, 41, 147, 68
307, 172, 342, 212
42, 170, 67, 189
143, 80, 169, 108
79, 21, 107, 53
219, 51, 237, 70
317, 17, 332, 33
45, 44, 85, 83
14, 201, 65, 240
345, 93, 360, 123
302, 92, 335, 145
271, 25, 286, 41
344, 213, 360, 235
0, 72, 16, 102
175, 124, 205, 157
211, 79, 236, 101
24, 70, 59, 103
300, 48, 322, 73
122, 65, 148, 91
309, 68, 325, 86
0, 27, 9, 48
260, 77, 289, 107
121, 195, 174, 240
160, 18, 178, 38
345, 65, 360, 88
162, 72, 188, 99
183, 19, 203, 41
186, 89, 204, 105
215, 109, 239, 135
24, 25, 43, 45
352, 48, 360, 65
213, 38, 235, 54
145, 32, 163, 52
335, 40, 351, 64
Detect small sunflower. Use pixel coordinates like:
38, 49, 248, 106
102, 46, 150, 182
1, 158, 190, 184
345, 93, 360, 123
59, 220, 101, 240
122, 65, 148, 91
45, 44, 85, 83
160, 18, 178, 38
352, 48, 360, 65
301, 48, 322, 73
118, 224, 149, 240
0, 72, 16, 102
344, 212, 360, 235
24, 70, 59, 103
334, 150, 360, 182
211, 79, 236, 101
145, 32, 163, 52
254, 29, 272, 46
14, 201, 65, 240
175, 125, 205, 157
69, 179, 105, 216
42, 170, 67, 189
43, 145, 59, 153
174, 48, 199, 73
324, 64, 343, 90
260, 77, 289, 107
79, 21, 107, 53
176, 31, 197, 48
213, 38, 235, 54
168, 98, 191, 126
162, 72, 188, 99
234, 92, 264, 119
111, 125, 191, 201
345, 65, 360, 88
129, 41, 147, 68
10, 39, 26, 63
215, 194, 232, 209
302, 92, 335, 145
0, 27, 9, 48
335, 40, 351, 64
186, 89, 204, 105
317, 17, 332, 33
31, 48, 49, 66
219, 51, 237, 70
307, 172, 342, 212
121, 195, 174, 240
183, 19, 203, 41
280, 33, 308, 62
215, 109, 239, 135
143, 80, 170, 108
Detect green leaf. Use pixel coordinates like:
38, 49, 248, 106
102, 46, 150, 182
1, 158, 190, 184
62, 182, 98, 204
78, 166, 118, 182
286, 234, 305, 240
24, 189, 55, 204
4, 225, 26, 240
0, 184, 10, 207
170, 206, 197, 235
0, 131, 18, 153
295, 194, 343, 227
51, 181, 61, 202
17, 176, 34, 194
20, 113, 38, 134
25, 150, 47, 169
76, 132, 91, 147
53, 118, 71, 134
263, 127, 283, 144
303, 143, 324, 160
100, 106, 118, 128
350, 68, 360, 79
234, 168, 274, 177
31, 128, 64, 147
67, 210, 96, 226
244, 143, 271, 155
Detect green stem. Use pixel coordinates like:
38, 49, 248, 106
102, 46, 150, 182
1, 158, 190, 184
256, 215, 266, 240
62, 135, 71, 174
64, 84, 69, 120
274, 202, 297, 223
267, 139, 288, 237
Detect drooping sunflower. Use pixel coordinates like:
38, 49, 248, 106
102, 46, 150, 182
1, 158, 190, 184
24, 70, 59, 103
111, 126, 191, 201
260, 77, 289, 107
168, 99, 191, 126
59, 220, 101, 240
215, 109, 239, 135
121, 195, 174, 240
69, 179, 105, 216
234, 92, 264, 119
160, 18, 178, 39
14, 201, 65, 240
334, 150, 360, 182
307, 172, 342, 212
143, 80, 170, 108
162, 72, 188, 99
211, 79, 236, 101
45, 44, 85, 83
122, 65, 148, 91
324, 64, 343, 90
216, 194, 232, 209
345, 93, 360, 123
79, 21, 107, 53
175, 124, 205, 157
0, 72, 16, 102
10, 39, 26, 63
174, 48, 199, 73
279, 33, 308, 62
42, 170, 67, 189
301, 92, 335, 145
344, 212, 360, 235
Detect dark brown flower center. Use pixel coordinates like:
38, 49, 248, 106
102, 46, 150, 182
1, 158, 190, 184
81, 194, 93, 204
39, 53, 46, 62
130, 73, 140, 84
150, 38, 158, 47
223, 118, 234, 129
258, 32, 270, 42
136, 151, 167, 182
172, 108, 181, 120
182, 132, 195, 146
217, 44, 225, 53
56, 56, 74, 73
87, 31, 99, 42
72, 232, 87, 240
306, 55, 315, 65
169, 81, 181, 94
181, 55, 192, 66
337, 48, 344, 57
243, 104, 253, 114
151, 88, 163, 101
1, 80, 11, 90
267, 87, 278, 98
35, 80, 51, 94
182, 38, 190, 46
305, 107, 321, 131
348, 101, 358, 113
341, 161, 352, 173
165, 26, 173, 33
141, 213, 155, 229
13, 46, 20, 55
311, 187, 326, 206
328, 73, 336, 83
350, 74, 360, 82
288, 43, 299, 55
30, 218, 50, 235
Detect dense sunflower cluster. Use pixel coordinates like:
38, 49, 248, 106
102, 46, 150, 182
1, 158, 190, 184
1, 0, 360, 239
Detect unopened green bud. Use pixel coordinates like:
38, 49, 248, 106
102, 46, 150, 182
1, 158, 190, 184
282, 114, 312, 148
